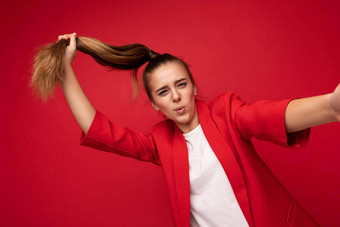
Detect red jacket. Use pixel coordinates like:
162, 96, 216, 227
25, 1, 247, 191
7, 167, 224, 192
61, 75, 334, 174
80, 92, 318, 227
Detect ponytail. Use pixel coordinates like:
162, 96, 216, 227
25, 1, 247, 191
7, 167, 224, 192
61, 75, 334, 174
31, 36, 159, 102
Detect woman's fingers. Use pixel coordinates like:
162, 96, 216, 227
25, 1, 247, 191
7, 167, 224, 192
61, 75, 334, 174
57, 33, 76, 42
69, 33, 77, 48
58, 34, 68, 41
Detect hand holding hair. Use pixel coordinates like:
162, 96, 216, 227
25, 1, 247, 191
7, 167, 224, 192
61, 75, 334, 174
58, 33, 78, 66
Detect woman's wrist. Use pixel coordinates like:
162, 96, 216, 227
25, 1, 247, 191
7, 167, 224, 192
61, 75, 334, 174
63, 61, 73, 69
61, 63, 75, 85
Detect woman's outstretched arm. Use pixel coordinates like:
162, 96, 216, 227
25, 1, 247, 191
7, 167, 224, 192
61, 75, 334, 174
59, 33, 96, 134
285, 83, 340, 133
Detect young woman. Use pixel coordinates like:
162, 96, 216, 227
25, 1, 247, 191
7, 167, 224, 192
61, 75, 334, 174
31, 33, 340, 227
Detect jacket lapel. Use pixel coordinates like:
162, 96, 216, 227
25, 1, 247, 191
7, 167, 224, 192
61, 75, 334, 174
196, 100, 254, 227
172, 125, 191, 227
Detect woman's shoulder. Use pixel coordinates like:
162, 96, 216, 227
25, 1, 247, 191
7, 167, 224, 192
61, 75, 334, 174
208, 91, 244, 109
152, 118, 174, 133
210, 91, 242, 102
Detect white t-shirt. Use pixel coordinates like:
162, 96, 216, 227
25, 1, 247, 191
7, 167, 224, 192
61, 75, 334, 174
183, 124, 249, 227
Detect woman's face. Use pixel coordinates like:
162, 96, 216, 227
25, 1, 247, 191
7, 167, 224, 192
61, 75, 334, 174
149, 61, 199, 133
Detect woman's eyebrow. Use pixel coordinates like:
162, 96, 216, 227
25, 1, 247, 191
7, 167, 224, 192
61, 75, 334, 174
175, 78, 187, 84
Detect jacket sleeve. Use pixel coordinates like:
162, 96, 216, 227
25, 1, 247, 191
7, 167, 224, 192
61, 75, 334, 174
229, 93, 310, 148
79, 110, 160, 165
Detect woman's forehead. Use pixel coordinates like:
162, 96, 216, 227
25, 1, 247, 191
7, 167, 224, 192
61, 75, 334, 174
149, 62, 189, 87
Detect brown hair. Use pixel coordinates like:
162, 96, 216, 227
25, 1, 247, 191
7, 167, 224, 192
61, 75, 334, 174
31, 36, 195, 102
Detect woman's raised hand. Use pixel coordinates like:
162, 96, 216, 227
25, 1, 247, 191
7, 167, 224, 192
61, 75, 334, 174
330, 83, 340, 122
58, 32, 77, 66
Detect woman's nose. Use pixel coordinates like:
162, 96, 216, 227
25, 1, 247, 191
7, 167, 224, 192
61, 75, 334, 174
172, 89, 181, 102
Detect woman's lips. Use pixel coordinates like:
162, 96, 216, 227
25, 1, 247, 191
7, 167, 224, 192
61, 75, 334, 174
175, 106, 185, 114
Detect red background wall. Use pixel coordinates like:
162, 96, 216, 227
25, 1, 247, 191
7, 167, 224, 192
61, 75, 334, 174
1, 0, 339, 226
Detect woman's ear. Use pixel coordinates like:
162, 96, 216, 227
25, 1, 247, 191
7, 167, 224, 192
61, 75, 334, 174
152, 102, 160, 111
194, 86, 197, 95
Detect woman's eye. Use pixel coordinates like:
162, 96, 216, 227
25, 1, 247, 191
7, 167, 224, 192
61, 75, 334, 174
158, 90, 168, 96
178, 82, 187, 87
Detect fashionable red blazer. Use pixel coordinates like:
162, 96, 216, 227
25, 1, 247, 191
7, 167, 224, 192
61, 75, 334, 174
80, 92, 319, 227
